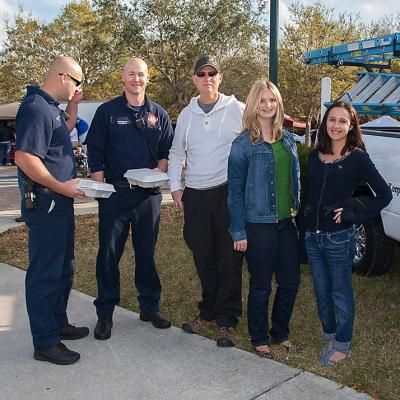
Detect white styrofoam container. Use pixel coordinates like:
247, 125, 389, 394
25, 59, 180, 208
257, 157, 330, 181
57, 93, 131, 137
124, 168, 169, 188
76, 179, 115, 198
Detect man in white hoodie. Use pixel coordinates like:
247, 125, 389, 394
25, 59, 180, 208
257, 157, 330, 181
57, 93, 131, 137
168, 55, 244, 347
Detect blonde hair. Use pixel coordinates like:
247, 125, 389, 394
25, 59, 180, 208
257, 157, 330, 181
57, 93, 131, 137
243, 80, 284, 143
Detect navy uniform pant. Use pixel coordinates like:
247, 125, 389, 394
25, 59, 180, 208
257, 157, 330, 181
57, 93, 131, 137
94, 187, 162, 318
22, 192, 75, 350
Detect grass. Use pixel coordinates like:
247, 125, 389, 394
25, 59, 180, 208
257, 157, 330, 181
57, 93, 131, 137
1, 204, 400, 400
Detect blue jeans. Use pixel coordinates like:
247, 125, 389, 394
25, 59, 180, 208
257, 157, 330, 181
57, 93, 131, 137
245, 219, 300, 346
305, 228, 355, 351
0, 141, 11, 165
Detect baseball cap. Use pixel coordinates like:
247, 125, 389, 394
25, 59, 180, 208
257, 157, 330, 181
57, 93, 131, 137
193, 55, 221, 75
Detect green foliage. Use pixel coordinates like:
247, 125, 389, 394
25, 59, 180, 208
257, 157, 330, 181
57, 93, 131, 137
297, 142, 312, 199
0, 0, 139, 101
0, 0, 267, 111
279, 2, 365, 124
391, 59, 400, 74
0, 13, 52, 101
135, 0, 268, 113
0, 0, 399, 116
365, 12, 400, 37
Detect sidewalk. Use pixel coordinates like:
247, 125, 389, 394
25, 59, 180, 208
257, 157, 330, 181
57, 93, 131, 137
0, 201, 372, 400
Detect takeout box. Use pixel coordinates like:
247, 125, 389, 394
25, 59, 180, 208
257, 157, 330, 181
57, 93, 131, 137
124, 168, 169, 188
76, 179, 115, 198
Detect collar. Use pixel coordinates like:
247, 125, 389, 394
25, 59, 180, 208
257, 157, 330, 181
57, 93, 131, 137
27, 85, 59, 106
122, 92, 156, 114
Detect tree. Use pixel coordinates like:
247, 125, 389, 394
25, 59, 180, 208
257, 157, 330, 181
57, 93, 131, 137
0, 10, 53, 101
365, 12, 400, 37
0, 0, 141, 102
133, 0, 268, 115
278, 1, 365, 136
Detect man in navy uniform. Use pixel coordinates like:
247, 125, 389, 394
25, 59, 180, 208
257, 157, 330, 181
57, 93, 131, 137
86, 57, 174, 340
15, 56, 89, 365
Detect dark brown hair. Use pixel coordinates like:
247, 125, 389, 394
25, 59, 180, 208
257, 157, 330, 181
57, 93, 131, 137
316, 101, 365, 155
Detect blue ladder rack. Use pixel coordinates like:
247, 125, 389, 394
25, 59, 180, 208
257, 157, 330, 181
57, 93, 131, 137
324, 72, 400, 116
303, 33, 400, 66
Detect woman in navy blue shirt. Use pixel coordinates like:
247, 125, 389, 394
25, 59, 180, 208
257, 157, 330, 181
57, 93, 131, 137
303, 101, 392, 366
228, 80, 301, 358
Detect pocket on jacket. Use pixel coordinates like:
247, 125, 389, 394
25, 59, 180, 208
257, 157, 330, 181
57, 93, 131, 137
245, 184, 254, 209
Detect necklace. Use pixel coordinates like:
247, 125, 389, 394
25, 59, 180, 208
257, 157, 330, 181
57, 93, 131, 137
319, 151, 350, 163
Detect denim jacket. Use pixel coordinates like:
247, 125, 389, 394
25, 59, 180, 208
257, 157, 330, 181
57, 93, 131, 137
227, 129, 300, 241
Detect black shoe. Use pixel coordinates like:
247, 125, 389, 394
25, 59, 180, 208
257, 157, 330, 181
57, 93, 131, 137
94, 316, 113, 340
140, 311, 171, 329
33, 343, 80, 365
60, 324, 89, 340
15, 216, 24, 223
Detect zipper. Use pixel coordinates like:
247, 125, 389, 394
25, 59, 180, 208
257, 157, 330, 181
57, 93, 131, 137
284, 137, 297, 218
315, 164, 330, 232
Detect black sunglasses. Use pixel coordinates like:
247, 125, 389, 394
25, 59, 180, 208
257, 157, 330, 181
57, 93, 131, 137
196, 71, 219, 78
59, 73, 82, 87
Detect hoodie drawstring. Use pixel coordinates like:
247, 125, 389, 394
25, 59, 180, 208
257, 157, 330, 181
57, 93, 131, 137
217, 107, 227, 140
184, 113, 193, 152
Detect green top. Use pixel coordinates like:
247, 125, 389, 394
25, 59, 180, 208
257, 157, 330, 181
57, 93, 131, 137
271, 140, 293, 220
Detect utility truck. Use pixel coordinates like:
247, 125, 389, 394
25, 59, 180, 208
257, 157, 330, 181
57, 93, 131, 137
303, 32, 400, 275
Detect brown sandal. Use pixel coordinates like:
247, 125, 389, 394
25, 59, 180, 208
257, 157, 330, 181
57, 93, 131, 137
273, 339, 295, 352
253, 345, 273, 359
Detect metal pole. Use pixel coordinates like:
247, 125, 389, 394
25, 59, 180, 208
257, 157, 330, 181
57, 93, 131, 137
269, 0, 279, 85
320, 77, 332, 120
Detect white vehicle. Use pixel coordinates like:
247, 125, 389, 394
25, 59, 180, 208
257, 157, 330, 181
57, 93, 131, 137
303, 32, 400, 275
354, 118, 400, 275
60, 100, 105, 145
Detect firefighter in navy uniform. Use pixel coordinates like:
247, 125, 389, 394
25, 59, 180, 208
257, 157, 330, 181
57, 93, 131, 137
15, 56, 89, 366
86, 57, 174, 340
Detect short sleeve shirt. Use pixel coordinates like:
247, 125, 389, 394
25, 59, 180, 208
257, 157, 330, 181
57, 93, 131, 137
15, 86, 76, 182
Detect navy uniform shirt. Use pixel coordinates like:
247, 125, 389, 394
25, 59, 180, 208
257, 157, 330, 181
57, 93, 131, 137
15, 85, 76, 182
86, 94, 174, 181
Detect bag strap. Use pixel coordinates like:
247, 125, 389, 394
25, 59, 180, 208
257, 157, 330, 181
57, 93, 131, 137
135, 117, 158, 167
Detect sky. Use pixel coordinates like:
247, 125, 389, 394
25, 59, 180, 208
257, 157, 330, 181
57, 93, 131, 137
0, 0, 399, 43
279, 0, 399, 25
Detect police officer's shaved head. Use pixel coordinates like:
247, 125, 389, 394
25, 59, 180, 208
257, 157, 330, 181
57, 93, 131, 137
42, 56, 83, 101
123, 57, 149, 75
48, 56, 82, 81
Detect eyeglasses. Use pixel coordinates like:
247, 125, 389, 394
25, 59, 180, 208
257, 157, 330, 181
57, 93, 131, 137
59, 73, 82, 87
195, 71, 219, 78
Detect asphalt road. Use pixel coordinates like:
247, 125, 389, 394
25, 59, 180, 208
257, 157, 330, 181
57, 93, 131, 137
0, 165, 20, 211
0, 165, 96, 212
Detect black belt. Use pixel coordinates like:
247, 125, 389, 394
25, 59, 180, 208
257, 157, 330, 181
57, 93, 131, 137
34, 184, 54, 194
106, 179, 161, 194
107, 179, 131, 188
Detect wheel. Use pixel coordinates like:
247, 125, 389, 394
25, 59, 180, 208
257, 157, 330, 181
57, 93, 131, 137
352, 215, 394, 276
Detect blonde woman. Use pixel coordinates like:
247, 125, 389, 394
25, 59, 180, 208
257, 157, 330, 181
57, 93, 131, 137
227, 80, 300, 358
